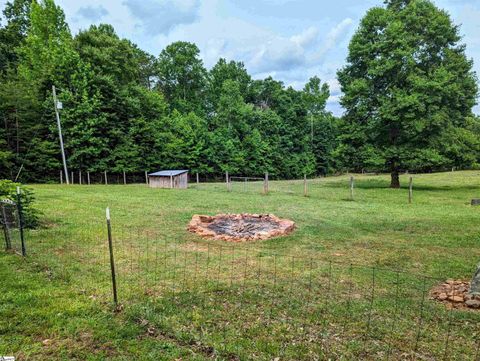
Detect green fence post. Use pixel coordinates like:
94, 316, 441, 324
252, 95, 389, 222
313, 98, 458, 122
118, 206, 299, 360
106, 207, 118, 306
16, 187, 26, 256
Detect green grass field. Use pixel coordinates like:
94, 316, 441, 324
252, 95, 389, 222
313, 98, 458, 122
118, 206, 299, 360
1, 171, 480, 360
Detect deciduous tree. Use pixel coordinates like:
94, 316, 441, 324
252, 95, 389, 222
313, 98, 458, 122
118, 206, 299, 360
338, 0, 478, 187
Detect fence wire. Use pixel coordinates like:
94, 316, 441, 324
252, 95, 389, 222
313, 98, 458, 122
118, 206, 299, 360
3, 218, 479, 360
108, 231, 480, 361
1, 201, 23, 255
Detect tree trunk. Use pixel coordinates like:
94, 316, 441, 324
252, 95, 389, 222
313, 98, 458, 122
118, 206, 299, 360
390, 170, 400, 188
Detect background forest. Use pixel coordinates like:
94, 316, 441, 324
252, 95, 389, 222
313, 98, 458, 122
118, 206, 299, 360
0, 0, 479, 184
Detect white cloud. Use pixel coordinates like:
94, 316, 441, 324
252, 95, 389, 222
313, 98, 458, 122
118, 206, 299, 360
76, 5, 108, 22
122, 0, 200, 35
249, 35, 306, 73
290, 26, 319, 47
327, 94, 341, 104
312, 18, 353, 62
326, 78, 341, 94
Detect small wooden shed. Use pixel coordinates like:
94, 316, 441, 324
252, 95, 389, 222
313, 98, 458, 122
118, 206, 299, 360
148, 170, 189, 189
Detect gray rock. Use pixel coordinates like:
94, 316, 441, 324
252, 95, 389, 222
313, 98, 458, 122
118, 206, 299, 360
468, 263, 480, 295
465, 299, 480, 308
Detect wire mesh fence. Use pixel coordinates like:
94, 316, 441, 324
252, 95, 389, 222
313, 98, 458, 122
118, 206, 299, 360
61, 170, 149, 185
2, 214, 479, 360
1, 199, 24, 255
58, 170, 366, 202
190, 173, 323, 197
108, 234, 480, 360
229, 176, 266, 194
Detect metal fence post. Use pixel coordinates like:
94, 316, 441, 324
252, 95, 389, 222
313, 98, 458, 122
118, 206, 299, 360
106, 207, 118, 306
304, 174, 308, 197
264, 171, 269, 195
104, 171, 108, 185
16, 187, 26, 256
350, 176, 354, 200
145, 170, 148, 185
408, 176, 413, 204
1, 204, 11, 250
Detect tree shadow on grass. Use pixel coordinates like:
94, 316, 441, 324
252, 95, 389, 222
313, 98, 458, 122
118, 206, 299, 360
324, 178, 480, 192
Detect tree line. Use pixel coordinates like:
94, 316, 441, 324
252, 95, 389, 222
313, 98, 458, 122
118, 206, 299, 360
0, 0, 478, 187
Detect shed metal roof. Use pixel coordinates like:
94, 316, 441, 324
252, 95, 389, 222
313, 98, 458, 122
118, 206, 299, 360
148, 170, 189, 177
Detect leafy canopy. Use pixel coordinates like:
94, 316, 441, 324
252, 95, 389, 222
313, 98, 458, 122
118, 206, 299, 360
338, 0, 478, 187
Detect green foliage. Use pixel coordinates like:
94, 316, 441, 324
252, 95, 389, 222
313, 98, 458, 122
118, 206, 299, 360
338, 0, 479, 187
207, 58, 251, 113
156, 41, 207, 114
0, 179, 38, 228
3, 172, 480, 359
0, 0, 337, 182
1, 0, 478, 184
0, 0, 30, 72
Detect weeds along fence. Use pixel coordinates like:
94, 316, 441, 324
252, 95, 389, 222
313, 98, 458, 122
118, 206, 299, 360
3, 215, 479, 360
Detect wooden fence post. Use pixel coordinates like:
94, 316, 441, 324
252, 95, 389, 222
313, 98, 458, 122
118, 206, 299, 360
60, 170, 63, 184
145, 171, 148, 185
304, 174, 308, 197
87, 171, 91, 185
71, 171, 74, 184
409, 176, 413, 204
79, 170, 82, 185
106, 207, 118, 306
226, 171, 230, 192
123, 171, 126, 185
350, 176, 354, 200
104, 171, 108, 185
170, 175, 173, 188
196, 173, 199, 184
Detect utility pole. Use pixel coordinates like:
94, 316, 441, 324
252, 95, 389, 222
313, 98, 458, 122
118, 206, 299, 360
52, 85, 69, 185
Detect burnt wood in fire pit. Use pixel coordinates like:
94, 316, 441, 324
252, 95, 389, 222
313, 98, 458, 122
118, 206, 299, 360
188, 213, 295, 242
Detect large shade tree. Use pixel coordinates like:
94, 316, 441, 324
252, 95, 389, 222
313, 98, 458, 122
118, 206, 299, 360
338, 0, 478, 187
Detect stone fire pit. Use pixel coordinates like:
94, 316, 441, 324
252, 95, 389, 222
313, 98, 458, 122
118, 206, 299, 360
188, 213, 295, 242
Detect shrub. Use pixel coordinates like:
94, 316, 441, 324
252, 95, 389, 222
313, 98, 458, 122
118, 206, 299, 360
0, 180, 39, 228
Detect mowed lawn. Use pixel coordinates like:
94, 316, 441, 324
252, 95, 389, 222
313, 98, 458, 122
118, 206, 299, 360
1, 171, 480, 360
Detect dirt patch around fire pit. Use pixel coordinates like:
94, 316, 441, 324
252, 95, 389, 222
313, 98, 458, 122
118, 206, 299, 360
188, 213, 295, 242
430, 279, 480, 310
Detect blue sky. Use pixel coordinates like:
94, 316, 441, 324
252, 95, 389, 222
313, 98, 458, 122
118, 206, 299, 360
1, 0, 479, 115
